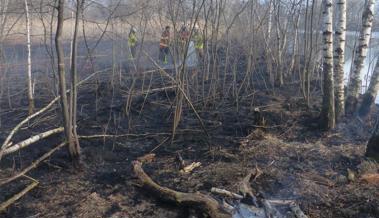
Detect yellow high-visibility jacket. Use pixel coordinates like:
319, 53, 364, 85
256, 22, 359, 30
128, 32, 137, 47
193, 33, 204, 49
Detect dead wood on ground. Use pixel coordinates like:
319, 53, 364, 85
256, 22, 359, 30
0, 181, 39, 212
132, 155, 232, 218
2, 127, 64, 156
0, 142, 66, 186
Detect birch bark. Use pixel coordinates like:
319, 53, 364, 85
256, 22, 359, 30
346, 0, 376, 115
334, 0, 346, 120
320, 0, 335, 129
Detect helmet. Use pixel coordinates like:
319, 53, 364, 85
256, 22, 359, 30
180, 25, 187, 32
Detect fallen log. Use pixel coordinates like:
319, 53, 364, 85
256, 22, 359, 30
132, 158, 231, 218
2, 127, 64, 156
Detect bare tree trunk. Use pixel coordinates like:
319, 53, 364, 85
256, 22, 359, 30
346, 0, 376, 115
288, 10, 300, 78
55, 0, 80, 164
320, 0, 335, 130
358, 59, 379, 116
274, 1, 284, 87
334, 0, 346, 121
69, 0, 83, 158
366, 119, 379, 160
24, 0, 34, 115
267, 0, 273, 40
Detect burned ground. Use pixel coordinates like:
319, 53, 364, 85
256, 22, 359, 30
0, 69, 378, 218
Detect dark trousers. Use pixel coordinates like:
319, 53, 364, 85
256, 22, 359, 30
130, 45, 137, 58
159, 47, 169, 62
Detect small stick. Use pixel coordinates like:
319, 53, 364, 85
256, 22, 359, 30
180, 162, 201, 173
149, 136, 170, 153
79, 132, 170, 139
176, 152, 186, 169
211, 187, 243, 199
267, 199, 295, 205
137, 153, 156, 164
0, 181, 39, 212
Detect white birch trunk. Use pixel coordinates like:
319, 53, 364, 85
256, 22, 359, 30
320, 0, 335, 129
3, 127, 64, 156
267, 0, 273, 40
346, 0, 376, 115
334, 0, 346, 120
25, 0, 34, 115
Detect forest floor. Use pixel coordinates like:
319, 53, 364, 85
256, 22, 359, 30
0, 69, 378, 218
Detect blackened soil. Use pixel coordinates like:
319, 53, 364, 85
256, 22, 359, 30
0, 73, 378, 218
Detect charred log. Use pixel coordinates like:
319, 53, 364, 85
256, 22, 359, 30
132, 157, 231, 218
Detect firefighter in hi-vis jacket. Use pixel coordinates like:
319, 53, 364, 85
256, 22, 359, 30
128, 27, 137, 59
159, 26, 171, 64
193, 25, 204, 60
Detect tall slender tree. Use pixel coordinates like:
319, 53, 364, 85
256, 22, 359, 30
320, 0, 335, 130
69, 0, 83, 161
55, 0, 80, 165
334, 0, 346, 121
358, 59, 379, 116
345, 0, 376, 115
25, 0, 34, 115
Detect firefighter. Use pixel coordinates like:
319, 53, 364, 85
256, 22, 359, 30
193, 26, 204, 60
159, 26, 171, 64
128, 27, 138, 59
178, 25, 190, 57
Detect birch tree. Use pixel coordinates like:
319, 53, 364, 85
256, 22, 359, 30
320, 0, 335, 130
358, 59, 379, 116
334, 0, 346, 121
345, 0, 376, 115
25, 0, 34, 115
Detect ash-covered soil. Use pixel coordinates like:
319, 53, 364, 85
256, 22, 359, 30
0, 71, 378, 218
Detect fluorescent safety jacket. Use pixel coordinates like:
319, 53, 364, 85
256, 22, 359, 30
128, 32, 137, 47
193, 33, 204, 49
